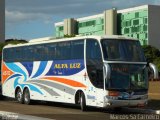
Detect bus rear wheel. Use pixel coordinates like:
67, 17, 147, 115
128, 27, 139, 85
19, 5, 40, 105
23, 88, 31, 105
16, 88, 24, 104
80, 93, 87, 111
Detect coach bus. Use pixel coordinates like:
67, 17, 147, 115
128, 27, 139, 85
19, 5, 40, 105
1, 35, 158, 111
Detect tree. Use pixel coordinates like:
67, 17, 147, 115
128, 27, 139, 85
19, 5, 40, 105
64, 34, 76, 38
142, 45, 160, 72
0, 39, 27, 49
5, 39, 28, 45
153, 57, 160, 72
142, 45, 160, 62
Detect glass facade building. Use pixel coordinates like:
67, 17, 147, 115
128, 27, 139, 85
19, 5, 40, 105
55, 5, 160, 49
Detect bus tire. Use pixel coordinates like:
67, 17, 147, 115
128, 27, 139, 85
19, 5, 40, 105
16, 88, 24, 104
80, 92, 87, 111
23, 88, 31, 105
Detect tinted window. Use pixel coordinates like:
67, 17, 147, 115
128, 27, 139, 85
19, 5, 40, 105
3, 48, 13, 62
15, 47, 23, 61
34, 45, 45, 61
27, 46, 34, 61
101, 39, 146, 62
105, 64, 148, 90
56, 41, 71, 60
46, 43, 56, 60
3, 40, 84, 62
86, 39, 103, 88
71, 40, 84, 59
86, 39, 101, 60
24, 46, 32, 61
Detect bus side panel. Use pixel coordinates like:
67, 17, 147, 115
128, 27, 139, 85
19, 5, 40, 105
85, 78, 105, 108
2, 60, 88, 104
28, 70, 87, 104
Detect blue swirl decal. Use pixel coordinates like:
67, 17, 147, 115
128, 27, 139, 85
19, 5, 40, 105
6, 63, 27, 81
14, 77, 43, 95
32, 61, 48, 78
21, 62, 33, 77
5, 62, 43, 95
5, 74, 22, 84
14, 77, 20, 89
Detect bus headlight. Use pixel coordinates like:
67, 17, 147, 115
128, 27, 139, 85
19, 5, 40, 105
108, 91, 120, 97
106, 91, 120, 100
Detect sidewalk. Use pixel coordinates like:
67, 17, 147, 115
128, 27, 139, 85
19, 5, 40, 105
0, 111, 53, 120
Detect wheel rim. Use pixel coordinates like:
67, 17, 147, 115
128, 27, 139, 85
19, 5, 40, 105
17, 90, 22, 102
24, 91, 29, 103
80, 95, 83, 110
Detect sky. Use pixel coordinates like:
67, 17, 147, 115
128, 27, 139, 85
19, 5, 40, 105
5, 0, 160, 40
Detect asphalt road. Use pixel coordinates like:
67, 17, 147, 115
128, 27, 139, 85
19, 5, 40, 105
0, 98, 160, 120
0, 98, 116, 120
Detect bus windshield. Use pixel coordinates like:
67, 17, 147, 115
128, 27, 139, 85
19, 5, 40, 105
105, 64, 148, 90
101, 39, 146, 62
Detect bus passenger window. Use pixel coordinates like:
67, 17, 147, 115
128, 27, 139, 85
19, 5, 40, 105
71, 40, 84, 59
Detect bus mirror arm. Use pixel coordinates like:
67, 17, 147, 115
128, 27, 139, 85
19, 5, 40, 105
104, 64, 111, 80
148, 63, 159, 79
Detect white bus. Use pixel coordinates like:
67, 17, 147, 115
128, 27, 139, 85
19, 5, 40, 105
1, 35, 158, 111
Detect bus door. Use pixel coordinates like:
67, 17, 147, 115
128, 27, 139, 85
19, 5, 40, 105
86, 39, 104, 105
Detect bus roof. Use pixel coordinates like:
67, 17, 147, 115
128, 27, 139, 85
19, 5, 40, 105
4, 35, 138, 49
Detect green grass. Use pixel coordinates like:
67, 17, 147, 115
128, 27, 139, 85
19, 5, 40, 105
148, 81, 160, 109
149, 81, 160, 99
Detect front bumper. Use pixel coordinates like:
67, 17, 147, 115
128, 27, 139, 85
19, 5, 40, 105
103, 99, 148, 108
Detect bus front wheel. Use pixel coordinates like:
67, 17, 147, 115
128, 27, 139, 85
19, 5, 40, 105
16, 88, 24, 104
23, 88, 31, 105
80, 93, 87, 111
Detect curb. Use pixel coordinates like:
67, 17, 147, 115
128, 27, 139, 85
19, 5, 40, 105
0, 111, 53, 120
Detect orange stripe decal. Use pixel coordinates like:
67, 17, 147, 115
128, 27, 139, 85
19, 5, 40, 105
2, 61, 14, 84
41, 77, 86, 88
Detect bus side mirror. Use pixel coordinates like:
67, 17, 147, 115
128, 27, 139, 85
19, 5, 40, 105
103, 64, 111, 80
148, 63, 159, 79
